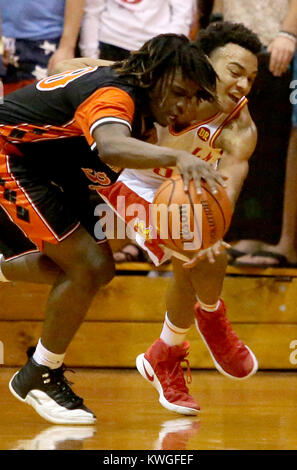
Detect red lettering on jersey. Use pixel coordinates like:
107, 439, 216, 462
204, 152, 213, 162
153, 168, 174, 178
192, 147, 202, 156
197, 126, 210, 142
192, 147, 215, 162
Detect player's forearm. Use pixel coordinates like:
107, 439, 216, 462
220, 161, 249, 210
52, 58, 111, 75
96, 133, 180, 169
94, 126, 226, 193
59, 0, 85, 51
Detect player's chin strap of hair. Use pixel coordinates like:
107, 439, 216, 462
277, 30, 297, 46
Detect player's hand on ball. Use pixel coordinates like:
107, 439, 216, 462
176, 152, 227, 195
182, 240, 231, 269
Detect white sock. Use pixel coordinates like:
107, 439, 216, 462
160, 313, 190, 346
0, 255, 9, 282
33, 338, 66, 369
197, 298, 221, 312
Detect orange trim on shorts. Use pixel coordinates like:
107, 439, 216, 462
0, 153, 80, 251
4, 248, 40, 262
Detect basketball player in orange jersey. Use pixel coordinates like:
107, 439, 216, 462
0, 34, 223, 424
61, 21, 262, 415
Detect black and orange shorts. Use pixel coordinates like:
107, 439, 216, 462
0, 137, 106, 260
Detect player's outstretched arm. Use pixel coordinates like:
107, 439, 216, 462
183, 114, 257, 269
51, 58, 112, 75
93, 124, 227, 194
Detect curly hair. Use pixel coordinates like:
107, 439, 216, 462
112, 33, 217, 102
197, 21, 262, 56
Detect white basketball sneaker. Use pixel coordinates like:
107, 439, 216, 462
9, 355, 96, 425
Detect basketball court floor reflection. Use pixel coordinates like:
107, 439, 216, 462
1, 368, 297, 450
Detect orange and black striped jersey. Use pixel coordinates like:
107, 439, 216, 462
0, 66, 144, 149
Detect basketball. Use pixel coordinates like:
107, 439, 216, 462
151, 174, 232, 253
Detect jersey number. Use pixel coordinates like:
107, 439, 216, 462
36, 67, 97, 91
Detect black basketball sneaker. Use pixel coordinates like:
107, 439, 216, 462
9, 354, 96, 425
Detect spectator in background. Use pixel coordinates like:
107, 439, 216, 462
197, 0, 215, 29
79, 0, 103, 58
207, 0, 297, 267
235, 50, 297, 268
0, 0, 85, 94
80, 0, 198, 60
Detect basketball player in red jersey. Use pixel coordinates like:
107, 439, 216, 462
63, 22, 261, 415
0, 34, 223, 424
128, 22, 261, 415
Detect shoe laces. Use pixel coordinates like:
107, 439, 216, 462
26, 347, 84, 408
45, 365, 83, 407
164, 350, 192, 394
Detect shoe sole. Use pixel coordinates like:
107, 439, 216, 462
195, 319, 258, 380
136, 354, 199, 416
9, 372, 97, 425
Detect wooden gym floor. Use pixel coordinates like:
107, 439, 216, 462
1, 367, 297, 450
1, 262, 297, 451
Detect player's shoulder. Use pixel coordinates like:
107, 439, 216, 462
235, 103, 255, 131
62, 65, 140, 110
235, 105, 257, 148
76, 66, 137, 95
223, 102, 256, 140
218, 103, 257, 156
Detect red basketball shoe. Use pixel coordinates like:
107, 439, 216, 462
194, 299, 258, 379
136, 339, 200, 415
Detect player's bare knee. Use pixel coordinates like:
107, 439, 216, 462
72, 255, 115, 292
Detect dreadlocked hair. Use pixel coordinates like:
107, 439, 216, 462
112, 33, 217, 102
